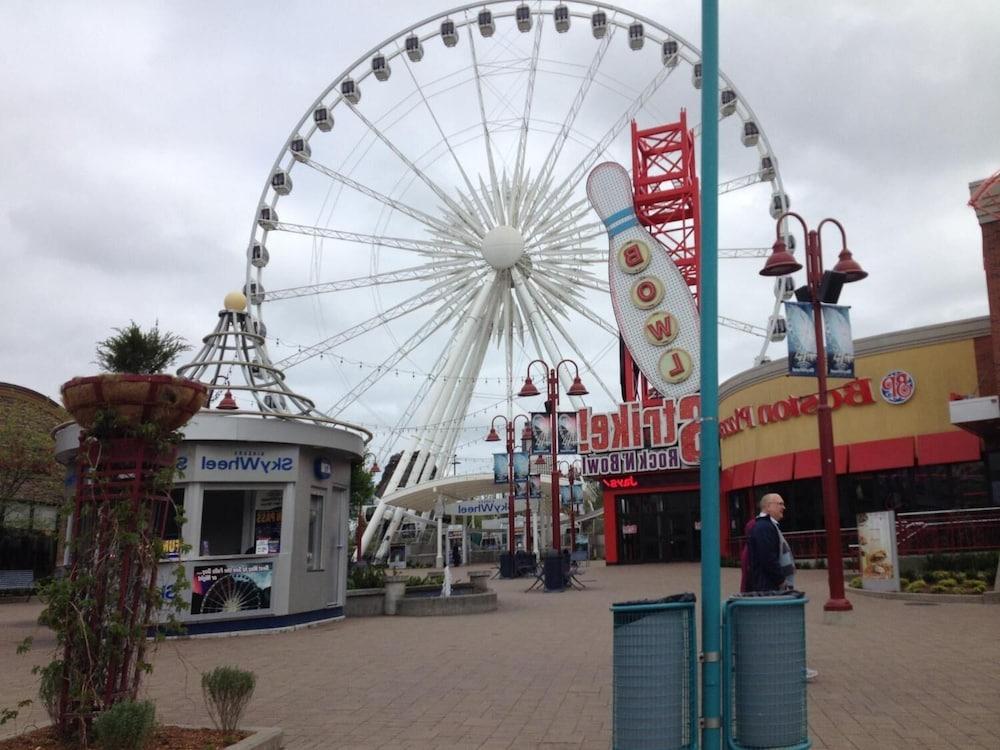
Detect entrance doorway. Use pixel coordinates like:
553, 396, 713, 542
617, 491, 701, 563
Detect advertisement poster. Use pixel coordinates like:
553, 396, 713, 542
493, 453, 509, 484
529, 475, 542, 499
191, 561, 273, 615
253, 508, 281, 554
823, 304, 855, 378
857, 511, 900, 592
530, 413, 551, 454
557, 412, 579, 454
785, 301, 818, 377
388, 543, 407, 569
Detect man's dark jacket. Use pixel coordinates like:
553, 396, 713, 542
747, 514, 784, 592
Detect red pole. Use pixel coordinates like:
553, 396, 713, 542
506, 423, 516, 556
549, 367, 561, 552
808, 228, 852, 612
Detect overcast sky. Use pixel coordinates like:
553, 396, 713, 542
2, 1, 998, 468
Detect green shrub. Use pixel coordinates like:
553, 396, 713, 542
929, 570, 952, 582
899, 577, 910, 588
815, 558, 827, 569
849, 576, 862, 589
92, 700, 156, 750
404, 574, 444, 587
905, 580, 929, 593
202, 666, 256, 733
936, 577, 958, 588
929, 584, 951, 594
347, 564, 386, 590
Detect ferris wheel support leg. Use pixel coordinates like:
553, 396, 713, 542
358, 502, 392, 560
436, 501, 444, 569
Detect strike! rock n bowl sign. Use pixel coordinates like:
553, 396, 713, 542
587, 162, 700, 398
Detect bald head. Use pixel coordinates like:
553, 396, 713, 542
760, 493, 786, 522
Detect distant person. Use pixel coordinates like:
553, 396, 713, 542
747, 493, 794, 592
450, 543, 462, 567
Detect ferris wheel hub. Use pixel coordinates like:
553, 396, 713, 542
480, 225, 525, 270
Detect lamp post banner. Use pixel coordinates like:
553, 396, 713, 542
823, 304, 855, 378
785, 301, 818, 376
786, 302, 855, 378
556, 412, 580, 453
493, 453, 509, 484
530, 412, 552, 454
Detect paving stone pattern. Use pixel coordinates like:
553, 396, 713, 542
1, 564, 998, 749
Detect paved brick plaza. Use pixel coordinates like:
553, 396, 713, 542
2, 563, 998, 749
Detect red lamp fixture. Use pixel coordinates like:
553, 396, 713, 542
485, 427, 501, 442
369, 460, 381, 474
518, 376, 540, 397
831, 247, 867, 282
567, 375, 589, 396
521, 424, 533, 441
216, 389, 239, 410
758, 237, 803, 277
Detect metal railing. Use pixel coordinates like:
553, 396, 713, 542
729, 507, 1000, 561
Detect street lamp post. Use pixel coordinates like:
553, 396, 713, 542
519, 359, 587, 591
486, 414, 532, 575
558, 460, 582, 552
760, 212, 867, 612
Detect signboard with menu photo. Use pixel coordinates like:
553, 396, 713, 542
857, 510, 900, 592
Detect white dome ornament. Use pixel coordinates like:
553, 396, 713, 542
586, 162, 700, 397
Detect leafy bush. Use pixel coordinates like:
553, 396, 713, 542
95, 321, 190, 374
92, 700, 156, 750
899, 577, 910, 588
936, 577, 958, 588
929, 584, 951, 594
905, 580, 929, 593
405, 574, 444, 587
202, 666, 256, 733
347, 564, 386, 590
849, 576, 862, 589
922, 552, 998, 584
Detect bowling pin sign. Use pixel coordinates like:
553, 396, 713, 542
586, 162, 700, 397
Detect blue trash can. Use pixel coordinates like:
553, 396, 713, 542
611, 594, 698, 750
723, 592, 810, 750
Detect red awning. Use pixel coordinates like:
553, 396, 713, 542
848, 437, 915, 473
793, 446, 848, 479
753, 453, 794, 485
731, 461, 755, 490
915, 431, 982, 465
720, 467, 735, 493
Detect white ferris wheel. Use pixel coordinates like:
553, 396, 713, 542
242, 0, 791, 493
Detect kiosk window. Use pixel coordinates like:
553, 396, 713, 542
307, 494, 324, 570
200, 490, 247, 556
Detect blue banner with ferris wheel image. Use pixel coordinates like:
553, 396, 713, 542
823, 304, 855, 378
784, 302, 854, 378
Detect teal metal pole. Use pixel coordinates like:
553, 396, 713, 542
699, 1, 722, 748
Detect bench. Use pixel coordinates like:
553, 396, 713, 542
0, 570, 36, 602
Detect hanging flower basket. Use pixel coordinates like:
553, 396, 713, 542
60, 374, 207, 431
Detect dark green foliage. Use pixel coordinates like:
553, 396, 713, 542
201, 666, 256, 733
92, 700, 156, 750
922, 552, 997, 586
347, 563, 386, 590
95, 321, 190, 374
404, 574, 444, 587
349, 463, 375, 519
37, 660, 61, 724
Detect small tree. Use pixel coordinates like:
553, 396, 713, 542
95, 321, 190, 374
0, 398, 62, 528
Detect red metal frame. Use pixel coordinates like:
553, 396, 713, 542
622, 112, 701, 405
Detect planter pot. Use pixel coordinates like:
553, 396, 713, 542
61, 374, 207, 431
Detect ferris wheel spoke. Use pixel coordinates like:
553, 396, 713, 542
299, 156, 474, 241
511, 15, 542, 219
276, 271, 485, 369
347, 104, 486, 239
398, 48, 496, 231
531, 246, 606, 263
265, 261, 473, 301
526, 62, 678, 236
465, 16, 504, 224
524, 23, 617, 225
719, 247, 770, 259
271, 221, 475, 260
324, 294, 468, 417
525, 281, 618, 403
536, 263, 609, 294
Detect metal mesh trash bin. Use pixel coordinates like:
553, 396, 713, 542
723, 592, 810, 750
611, 594, 697, 750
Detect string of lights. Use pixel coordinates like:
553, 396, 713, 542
269, 337, 515, 386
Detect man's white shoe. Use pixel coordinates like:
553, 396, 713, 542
805, 668, 818, 682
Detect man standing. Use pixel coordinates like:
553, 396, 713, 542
747, 493, 795, 592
